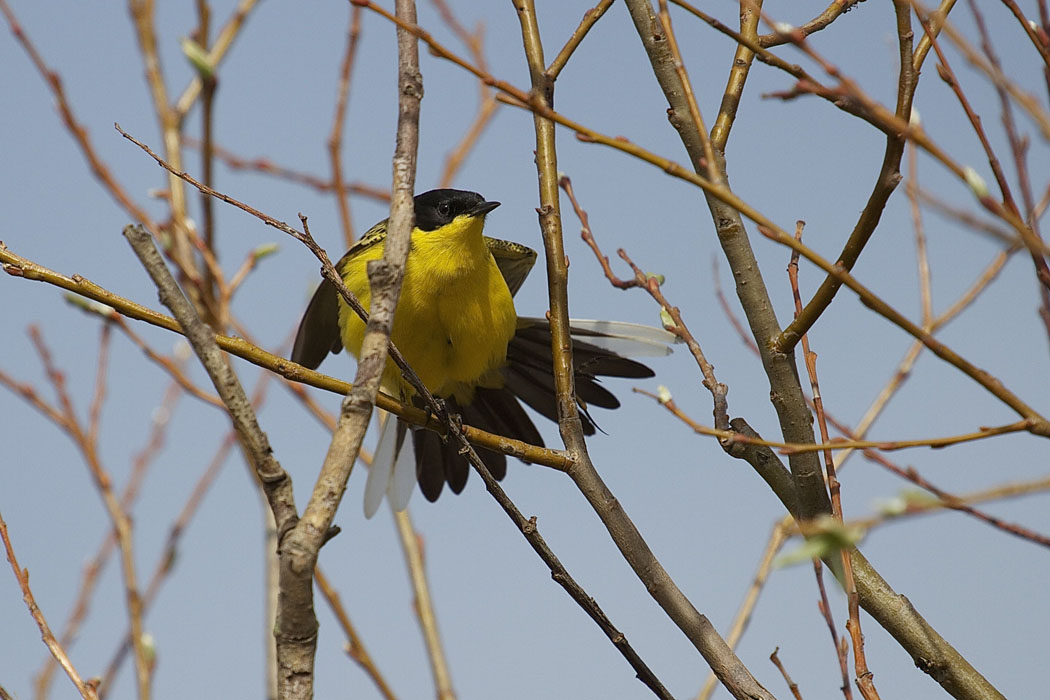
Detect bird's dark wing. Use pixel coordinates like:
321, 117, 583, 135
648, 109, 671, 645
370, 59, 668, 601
486, 236, 537, 297
289, 223, 388, 369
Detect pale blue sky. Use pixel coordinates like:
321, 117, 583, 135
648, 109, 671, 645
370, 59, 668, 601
2, 2, 1047, 699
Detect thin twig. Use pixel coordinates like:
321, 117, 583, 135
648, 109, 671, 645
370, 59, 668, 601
35, 380, 182, 700
0, 0, 157, 230
329, 4, 364, 247
789, 227, 877, 700
0, 510, 100, 700
314, 567, 399, 700
755, 0, 866, 47
393, 511, 455, 700
174, 0, 261, 121
562, 175, 729, 430
432, 0, 500, 188
545, 0, 615, 80
769, 647, 805, 700
29, 326, 152, 700
696, 523, 790, 700
185, 137, 390, 199
813, 562, 852, 700
98, 372, 274, 696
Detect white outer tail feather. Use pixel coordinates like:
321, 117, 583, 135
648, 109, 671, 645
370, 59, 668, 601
363, 411, 397, 518
520, 318, 678, 358
387, 430, 417, 512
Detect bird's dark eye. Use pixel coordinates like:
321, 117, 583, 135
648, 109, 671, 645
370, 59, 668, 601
437, 201, 452, 219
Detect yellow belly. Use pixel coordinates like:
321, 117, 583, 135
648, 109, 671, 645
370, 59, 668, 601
337, 227, 516, 402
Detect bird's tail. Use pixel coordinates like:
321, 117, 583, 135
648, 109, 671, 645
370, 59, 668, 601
363, 319, 676, 515
363, 410, 416, 518
409, 318, 677, 504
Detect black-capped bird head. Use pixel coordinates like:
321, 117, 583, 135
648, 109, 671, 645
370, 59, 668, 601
413, 189, 501, 231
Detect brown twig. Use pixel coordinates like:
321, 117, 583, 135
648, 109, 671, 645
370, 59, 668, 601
174, 0, 260, 121
314, 567, 398, 700
910, 0, 1050, 140
657, 0, 719, 180
561, 175, 729, 430
635, 389, 1034, 454
35, 380, 182, 700
0, 510, 100, 700
708, 0, 762, 150
769, 648, 804, 700
432, 0, 500, 188
820, 410, 1050, 550
0, 0, 157, 231
966, 0, 1050, 342
28, 326, 152, 700
545, 0, 616, 80
185, 137, 390, 199
329, 4, 364, 247
128, 0, 196, 313
99, 373, 274, 696
916, 9, 1050, 292
813, 561, 852, 700
789, 226, 877, 700
189, 4, 224, 329
845, 476, 1050, 534
755, 0, 866, 47
696, 523, 790, 700
393, 511, 455, 700
909, 145, 936, 329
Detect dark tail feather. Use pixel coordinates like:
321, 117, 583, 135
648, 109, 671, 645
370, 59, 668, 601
413, 388, 540, 500
414, 428, 450, 502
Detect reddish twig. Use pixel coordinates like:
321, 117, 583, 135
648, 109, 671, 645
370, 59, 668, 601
789, 224, 876, 699
814, 562, 852, 700
27, 327, 152, 699
35, 381, 183, 700
329, 4, 364, 247
561, 175, 729, 430
184, 137, 390, 200
769, 647, 805, 700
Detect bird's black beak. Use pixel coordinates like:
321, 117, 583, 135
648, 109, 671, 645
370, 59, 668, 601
470, 200, 501, 217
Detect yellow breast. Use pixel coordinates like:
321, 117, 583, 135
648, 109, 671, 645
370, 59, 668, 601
337, 215, 517, 402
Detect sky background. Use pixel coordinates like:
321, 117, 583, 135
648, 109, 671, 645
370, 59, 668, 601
1, 2, 1048, 699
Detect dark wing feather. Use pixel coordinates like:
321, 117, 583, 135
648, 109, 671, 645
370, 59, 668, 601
289, 223, 388, 369
290, 276, 342, 369
502, 362, 598, 436
511, 324, 656, 379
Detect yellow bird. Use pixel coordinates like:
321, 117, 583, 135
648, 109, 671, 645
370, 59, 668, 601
291, 189, 672, 516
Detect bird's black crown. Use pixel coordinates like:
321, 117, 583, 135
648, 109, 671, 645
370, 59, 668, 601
413, 189, 497, 231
